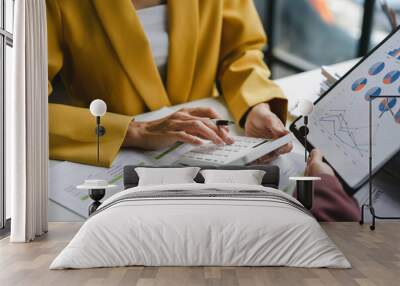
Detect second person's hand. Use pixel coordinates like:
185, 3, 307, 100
305, 149, 335, 177
245, 103, 293, 163
123, 107, 235, 150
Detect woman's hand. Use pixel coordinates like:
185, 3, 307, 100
305, 149, 335, 177
123, 107, 234, 150
245, 103, 293, 163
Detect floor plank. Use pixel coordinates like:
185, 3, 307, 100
0, 222, 399, 286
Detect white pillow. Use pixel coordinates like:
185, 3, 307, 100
135, 167, 201, 186
200, 169, 266, 185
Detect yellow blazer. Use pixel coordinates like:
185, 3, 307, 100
47, 0, 287, 167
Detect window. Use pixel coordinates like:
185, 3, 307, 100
371, 0, 400, 45
0, 0, 14, 231
257, 0, 398, 78
274, 0, 362, 67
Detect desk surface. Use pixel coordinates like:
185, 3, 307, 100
275, 58, 357, 115
48, 59, 358, 222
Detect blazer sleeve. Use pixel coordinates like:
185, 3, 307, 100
47, 0, 132, 167
311, 174, 360, 222
218, 0, 288, 125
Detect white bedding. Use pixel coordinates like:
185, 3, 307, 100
50, 183, 350, 269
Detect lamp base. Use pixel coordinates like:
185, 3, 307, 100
88, 188, 106, 216
289, 177, 321, 211
296, 180, 314, 210
360, 203, 400, 231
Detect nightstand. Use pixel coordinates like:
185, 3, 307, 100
77, 180, 117, 215
289, 177, 321, 210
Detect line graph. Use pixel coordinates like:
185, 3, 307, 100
317, 110, 374, 157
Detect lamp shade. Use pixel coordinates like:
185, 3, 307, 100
90, 99, 107, 117
298, 99, 314, 116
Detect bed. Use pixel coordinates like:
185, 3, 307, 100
50, 165, 350, 269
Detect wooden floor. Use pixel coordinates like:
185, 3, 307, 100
0, 222, 399, 286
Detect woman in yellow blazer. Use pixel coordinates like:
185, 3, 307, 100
47, 0, 291, 167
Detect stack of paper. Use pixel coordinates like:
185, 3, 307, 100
320, 66, 342, 95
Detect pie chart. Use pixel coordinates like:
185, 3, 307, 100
379, 98, 397, 112
395, 109, 400, 124
352, 78, 367, 92
383, 70, 400, 84
364, 87, 381, 101
368, 62, 385, 76
388, 48, 400, 58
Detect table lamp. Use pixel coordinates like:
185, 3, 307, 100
77, 99, 112, 216
290, 99, 320, 210
298, 99, 315, 162
90, 99, 107, 163
360, 95, 400, 230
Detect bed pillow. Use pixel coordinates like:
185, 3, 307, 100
200, 169, 266, 185
135, 167, 201, 186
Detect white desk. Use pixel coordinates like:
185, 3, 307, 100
276, 59, 357, 111
48, 59, 358, 222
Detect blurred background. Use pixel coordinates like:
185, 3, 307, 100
254, 0, 400, 78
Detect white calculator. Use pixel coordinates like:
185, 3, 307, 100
176, 134, 292, 166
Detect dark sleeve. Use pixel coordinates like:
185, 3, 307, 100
311, 174, 360, 222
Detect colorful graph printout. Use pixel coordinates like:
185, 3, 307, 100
364, 87, 382, 101
368, 62, 385, 76
352, 78, 367, 92
299, 29, 400, 188
383, 70, 400, 84
388, 48, 400, 59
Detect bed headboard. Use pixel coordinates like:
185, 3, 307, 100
123, 165, 280, 189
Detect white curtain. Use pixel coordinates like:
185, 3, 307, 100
8, 0, 48, 242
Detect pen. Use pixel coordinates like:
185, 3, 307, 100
211, 119, 235, 126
